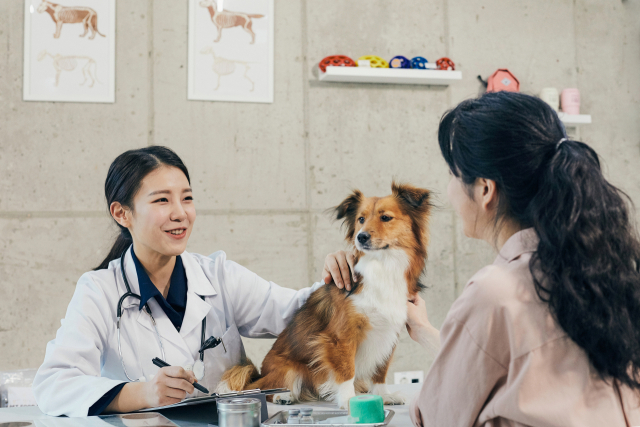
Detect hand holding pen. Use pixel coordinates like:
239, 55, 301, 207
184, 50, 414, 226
133, 362, 201, 409
152, 357, 210, 394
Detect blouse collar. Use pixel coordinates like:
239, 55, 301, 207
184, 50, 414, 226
494, 228, 539, 265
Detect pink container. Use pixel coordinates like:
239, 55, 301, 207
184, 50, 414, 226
561, 88, 580, 115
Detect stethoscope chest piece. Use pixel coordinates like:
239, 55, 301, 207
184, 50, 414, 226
193, 360, 205, 380
183, 360, 205, 381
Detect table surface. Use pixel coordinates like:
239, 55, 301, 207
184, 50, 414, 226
0, 383, 421, 426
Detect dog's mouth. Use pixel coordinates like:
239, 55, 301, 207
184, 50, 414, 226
356, 242, 390, 251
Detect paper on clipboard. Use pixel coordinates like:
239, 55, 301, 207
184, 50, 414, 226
136, 388, 288, 412
137, 395, 219, 412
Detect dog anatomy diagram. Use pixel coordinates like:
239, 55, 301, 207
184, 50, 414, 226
37, 0, 106, 40
189, 0, 272, 103
24, 0, 114, 102
38, 50, 101, 87
200, 46, 254, 91
199, 0, 264, 44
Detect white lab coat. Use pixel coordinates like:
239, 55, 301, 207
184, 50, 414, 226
33, 248, 323, 417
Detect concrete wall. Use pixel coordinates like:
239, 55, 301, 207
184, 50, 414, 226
1, 0, 639, 385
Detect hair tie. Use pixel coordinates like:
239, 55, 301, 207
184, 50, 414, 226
556, 138, 567, 150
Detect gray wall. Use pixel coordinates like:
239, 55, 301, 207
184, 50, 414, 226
1, 0, 639, 384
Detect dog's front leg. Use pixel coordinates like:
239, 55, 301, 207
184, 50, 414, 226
370, 347, 405, 405
54, 21, 62, 38
326, 341, 357, 410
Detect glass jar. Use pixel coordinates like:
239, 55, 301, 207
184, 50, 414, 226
216, 397, 261, 427
299, 408, 313, 424
287, 408, 300, 424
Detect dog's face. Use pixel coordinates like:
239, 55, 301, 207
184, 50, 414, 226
335, 182, 431, 254
37, 1, 51, 13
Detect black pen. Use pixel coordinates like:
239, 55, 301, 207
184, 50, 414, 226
152, 357, 210, 394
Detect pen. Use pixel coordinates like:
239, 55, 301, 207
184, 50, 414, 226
152, 357, 210, 394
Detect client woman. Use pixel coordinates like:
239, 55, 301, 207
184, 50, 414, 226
327, 92, 640, 426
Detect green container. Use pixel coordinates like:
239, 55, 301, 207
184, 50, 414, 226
349, 394, 385, 424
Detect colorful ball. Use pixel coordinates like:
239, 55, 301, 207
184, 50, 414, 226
389, 55, 411, 69
318, 55, 356, 73
410, 56, 429, 69
436, 57, 455, 71
357, 55, 389, 68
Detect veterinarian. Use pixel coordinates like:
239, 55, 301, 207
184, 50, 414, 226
33, 147, 345, 416
326, 92, 640, 426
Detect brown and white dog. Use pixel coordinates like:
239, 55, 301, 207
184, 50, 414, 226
218, 183, 431, 409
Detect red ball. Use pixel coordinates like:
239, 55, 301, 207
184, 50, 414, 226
436, 57, 455, 71
319, 55, 356, 72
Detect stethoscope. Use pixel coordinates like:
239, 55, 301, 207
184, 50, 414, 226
116, 250, 225, 383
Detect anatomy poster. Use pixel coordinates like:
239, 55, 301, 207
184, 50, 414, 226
23, 0, 115, 103
188, 0, 274, 103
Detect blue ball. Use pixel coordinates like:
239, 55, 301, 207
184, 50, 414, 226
389, 55, 411, 69
411, 56, 429, 69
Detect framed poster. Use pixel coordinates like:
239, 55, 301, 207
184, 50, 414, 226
23, 0, 116, 103
188, 0, 274, 103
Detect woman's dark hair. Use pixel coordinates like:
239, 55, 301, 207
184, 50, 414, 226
438, 91, 640, 390
95, 146, 190, 270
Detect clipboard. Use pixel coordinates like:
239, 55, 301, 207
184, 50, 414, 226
136, 388, 289, 424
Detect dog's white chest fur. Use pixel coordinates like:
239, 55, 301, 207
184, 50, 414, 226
351, 249, 409, 382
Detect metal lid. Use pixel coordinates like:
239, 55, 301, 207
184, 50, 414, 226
288, 409, 300, 416
217, 397, 262, 411
299, 408, 313, 416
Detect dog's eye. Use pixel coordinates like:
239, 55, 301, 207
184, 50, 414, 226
381, 215, 392, 222
358, 217, 365, 224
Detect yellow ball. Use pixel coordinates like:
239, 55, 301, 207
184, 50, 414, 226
358, 55, 389, 68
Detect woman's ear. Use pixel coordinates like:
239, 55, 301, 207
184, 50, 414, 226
110, 202, 131, 229
478, 178, 499, 212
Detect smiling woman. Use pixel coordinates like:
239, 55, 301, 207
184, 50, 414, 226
31, 146, 341, 417
107, 166, 195, 299
95, 147, 194, 272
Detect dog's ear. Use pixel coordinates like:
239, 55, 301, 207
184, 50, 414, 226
392, 182, 431, 212
334, 190, 363, 242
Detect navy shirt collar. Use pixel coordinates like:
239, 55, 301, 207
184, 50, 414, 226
131, 248, 188, 329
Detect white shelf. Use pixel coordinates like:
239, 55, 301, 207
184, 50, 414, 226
558, 113, 592, 125
318, 67, 462, 86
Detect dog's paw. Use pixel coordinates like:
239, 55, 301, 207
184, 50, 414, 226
370, 384, 405, 405
337, 392, 356, 410
214, 380, 234, 394
335, 380, 356, 410
273, 392, 294, 405
380, 391, 406, 405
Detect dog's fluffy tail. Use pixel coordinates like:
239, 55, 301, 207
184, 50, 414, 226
217, 359, 261, 393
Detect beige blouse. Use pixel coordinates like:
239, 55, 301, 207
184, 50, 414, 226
410, 228, 640, 427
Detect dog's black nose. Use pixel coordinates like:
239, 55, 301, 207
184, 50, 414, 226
357, 232, 370, 244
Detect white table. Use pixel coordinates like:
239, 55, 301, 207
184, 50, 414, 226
0, 384, 421, 426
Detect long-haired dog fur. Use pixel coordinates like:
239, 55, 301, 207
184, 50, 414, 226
217, 182, 431, 409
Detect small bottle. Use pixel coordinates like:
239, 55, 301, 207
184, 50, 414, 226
299, 408, 314, 424
287, 409, 300, 424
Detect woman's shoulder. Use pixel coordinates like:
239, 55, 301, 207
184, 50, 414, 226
184, 250, 231, 274
446, 253, 565, 360
187, 250, 227, 263
453, 259, 534, 316
77, 262, 119, 293
184, 250, 248, 284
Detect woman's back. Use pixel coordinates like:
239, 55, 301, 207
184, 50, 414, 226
411, 229, 640, 427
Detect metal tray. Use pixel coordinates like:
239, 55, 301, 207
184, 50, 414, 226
262, 409, 394, 426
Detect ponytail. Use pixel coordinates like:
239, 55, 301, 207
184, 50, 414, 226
95, 230, 133, 270
439, 91, 640, 390
95, 146, 190, 270
530, 139, 640, 389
